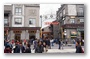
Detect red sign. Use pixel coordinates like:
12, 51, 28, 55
45, 22, 59, 25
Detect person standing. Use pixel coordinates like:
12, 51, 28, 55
35, 41, 44, 53
25, 43, 31, 53
19, 43, 25, 53
76, 41, 84, 53
4, 45, 12, 53
13, 42, 20, 53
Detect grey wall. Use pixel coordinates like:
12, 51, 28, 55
24, 6, 40, 27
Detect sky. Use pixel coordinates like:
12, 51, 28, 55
40, 4, 61, 28
40, 4, 61, 15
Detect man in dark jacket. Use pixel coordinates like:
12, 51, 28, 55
58, 40, 61, 49
25, 44, 31, 53
35, 41, 44, 53
20, 43, 25, 53
76, 41, 83, 53
13, 43, 20, 53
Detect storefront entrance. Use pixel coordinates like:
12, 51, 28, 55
29, 35, 35, 40
15, 34, 21, 41
81, 31, 84, 39
29, 30, 36, 40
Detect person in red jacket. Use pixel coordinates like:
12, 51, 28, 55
4, 45, 12, 53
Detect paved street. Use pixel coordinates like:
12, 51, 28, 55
47, 44, 76, 53
31, 43, 77, 53
11, 43, 84, 53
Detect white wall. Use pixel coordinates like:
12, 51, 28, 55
68, 5, 77, 16
12, 4, 24, 27
21, 30, 29, 40
10, 30, 15, 40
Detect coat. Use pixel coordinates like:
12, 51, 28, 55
35, 45, 44, 53
76, 45, 83, 53
4, 48, 12, 53
25, 47, 31, 53
13, 45, 20, 53
20, 46, 25, 53
4, 45, 12, 53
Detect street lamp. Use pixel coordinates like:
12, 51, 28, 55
40, 15, 42, 38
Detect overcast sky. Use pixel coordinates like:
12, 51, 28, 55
40, 4, 61, 28
40, 4, 61, 15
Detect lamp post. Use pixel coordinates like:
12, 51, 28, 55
40, 15, 42, 38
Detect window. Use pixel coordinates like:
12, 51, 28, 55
29, 18, 35, 25
78, 7, 84, 16
70, 19, 75, 23
4, 19, 8, 24
14, 18, 22, 24
15, 7, 22, 15
80, 19, 84, 22
63, 9, 65, 15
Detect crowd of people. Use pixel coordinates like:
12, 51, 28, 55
4, 37, 84, 53
4, 37, 52, 53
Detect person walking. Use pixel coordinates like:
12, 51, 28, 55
58, 40, 61, 49
50, 38, 54, 47
61, 40, 64, 49
33, 39, 38, 50
43, 42, 48, 53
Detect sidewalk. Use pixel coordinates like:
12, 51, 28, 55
47, 49, 76, 53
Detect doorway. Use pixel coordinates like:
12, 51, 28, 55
15, 34, 21, 41
81, 31, 84, 39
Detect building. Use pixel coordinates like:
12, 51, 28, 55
40, 13, 56, 39
4, 4, 40, 41
50, 20, 60, 39
56, 4, 84, 43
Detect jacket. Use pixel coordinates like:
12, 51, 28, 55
13, 45, 20, 53
76, 45, 82, 53
35, 45, 44, 53
25, 47, 31, 53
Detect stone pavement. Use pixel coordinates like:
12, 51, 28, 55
47, 49, 76, 53
31, 43, 76, 53
31, 48, 76, 53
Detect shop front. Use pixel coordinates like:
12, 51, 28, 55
70, 31, 77, 39
6, 27, 40, 41
13, 30, 22, 41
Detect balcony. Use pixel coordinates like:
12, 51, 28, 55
77, 12, 84, 17
62, 24, 84, 29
